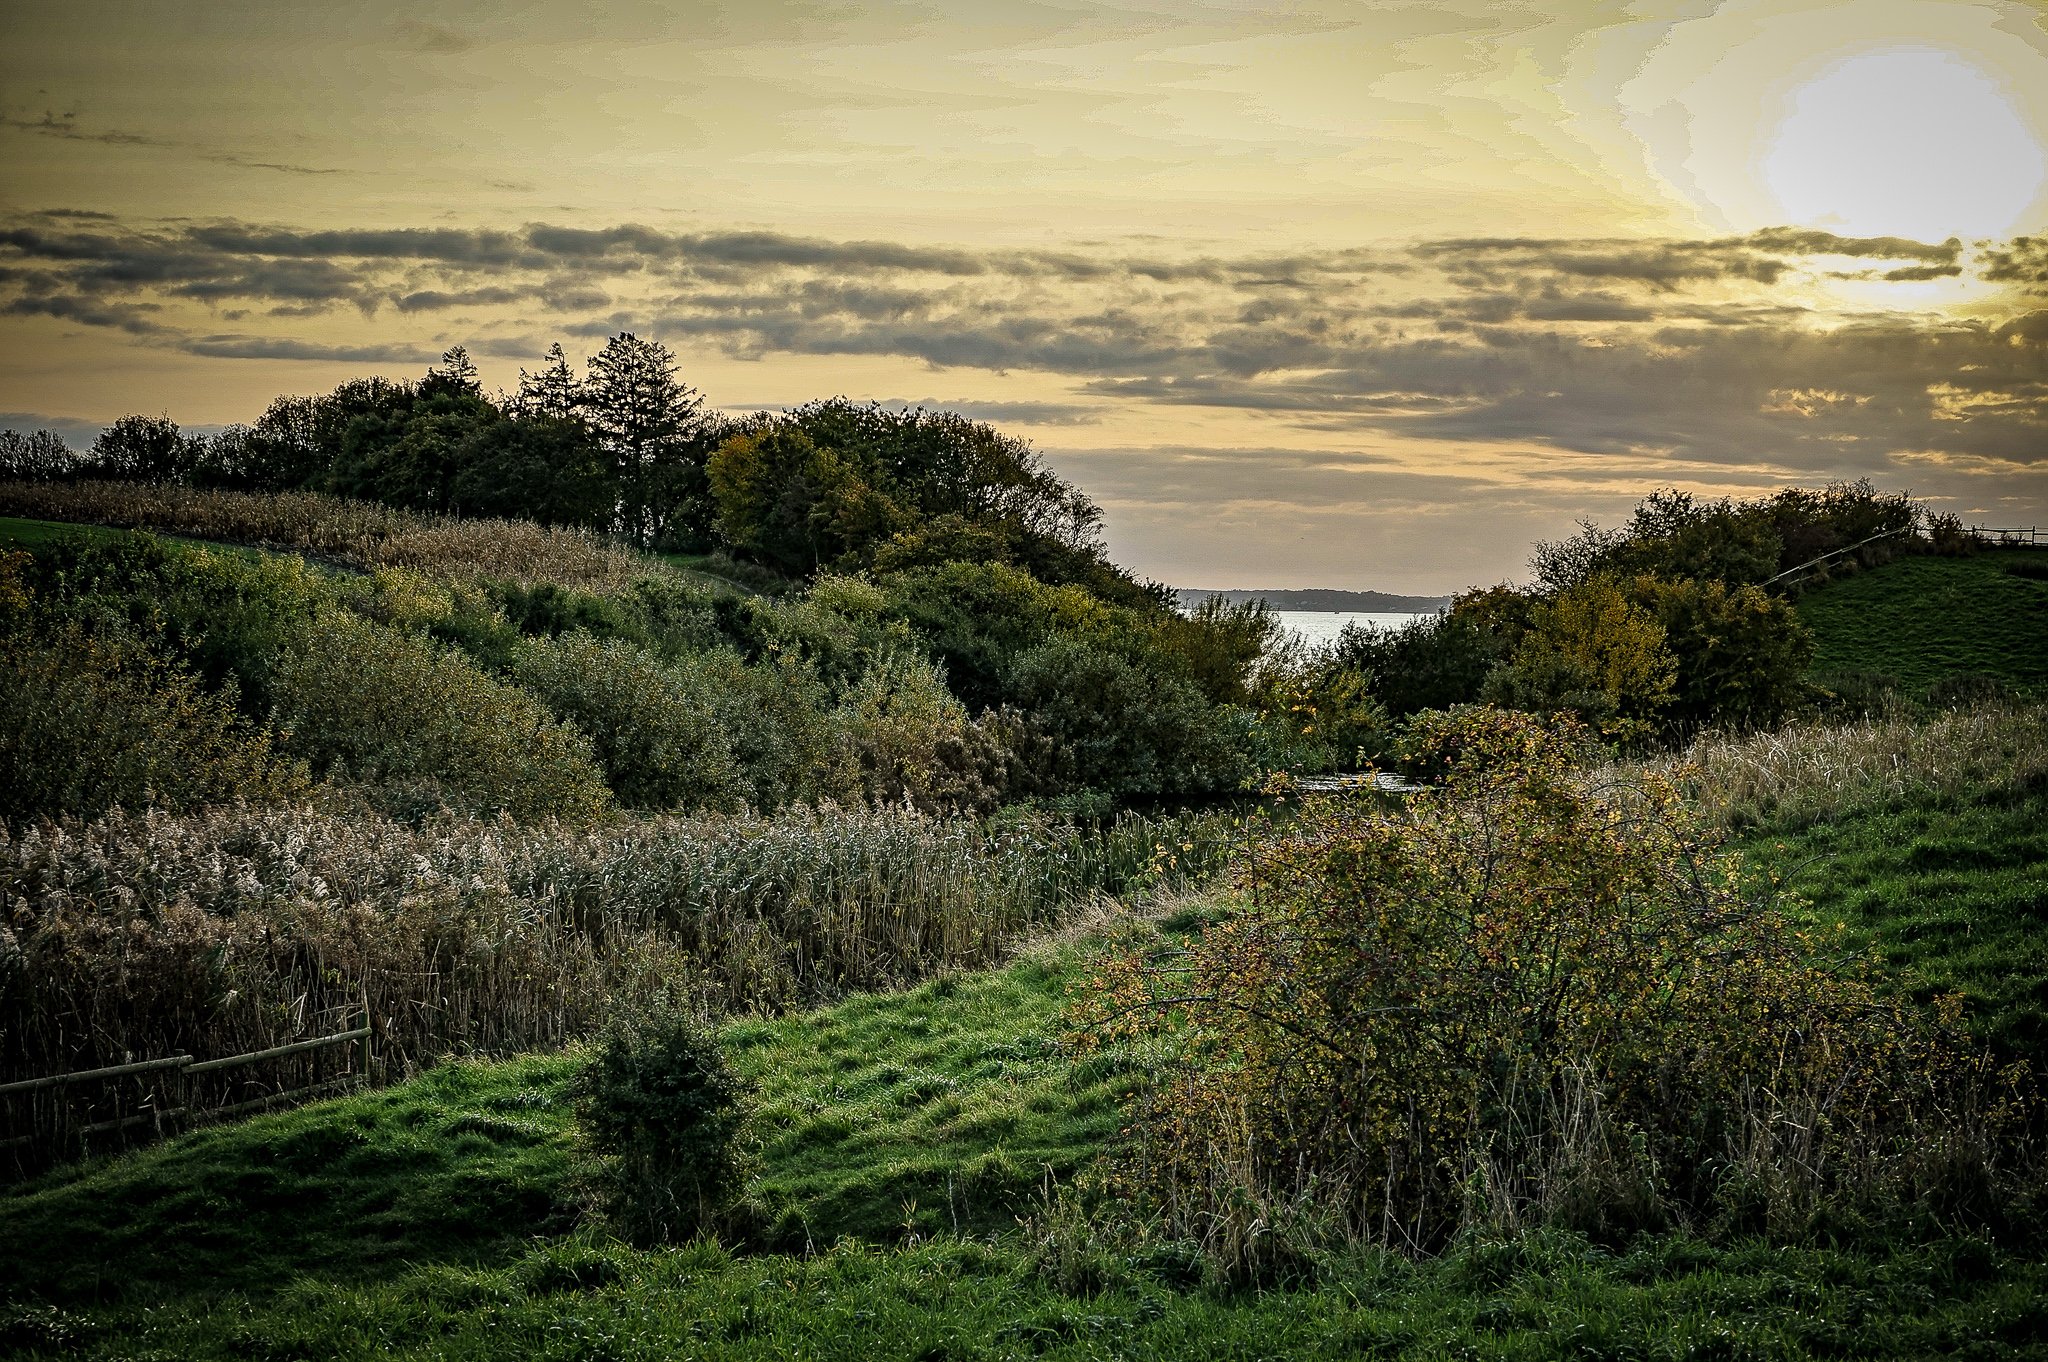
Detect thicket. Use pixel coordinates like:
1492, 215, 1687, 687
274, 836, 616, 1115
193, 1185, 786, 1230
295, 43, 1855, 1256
1079, 708, 2039, 1277
1299, 481, 1952, 755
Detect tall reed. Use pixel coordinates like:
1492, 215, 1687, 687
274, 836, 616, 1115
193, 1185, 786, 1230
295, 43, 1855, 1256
0, 801, 1237, 1087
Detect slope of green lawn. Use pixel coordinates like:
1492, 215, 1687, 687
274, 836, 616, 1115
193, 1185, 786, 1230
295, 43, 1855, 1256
1743, 790, 2048, 1056
6, 880, 2048, 1359
0, 515, 136, 551
1798, 550, 2048, 696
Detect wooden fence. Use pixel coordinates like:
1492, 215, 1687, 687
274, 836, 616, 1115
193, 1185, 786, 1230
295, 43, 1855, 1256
0, 998, 372, 1175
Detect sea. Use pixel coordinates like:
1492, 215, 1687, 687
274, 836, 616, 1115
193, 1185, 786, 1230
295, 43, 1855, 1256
1270, 610, 1431, 650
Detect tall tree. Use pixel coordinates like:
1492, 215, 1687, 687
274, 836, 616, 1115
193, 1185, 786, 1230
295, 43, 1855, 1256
582, 333, 706, 546
0, 429, 76, 482
88, 415, 203, 483
514, 343, 582, 421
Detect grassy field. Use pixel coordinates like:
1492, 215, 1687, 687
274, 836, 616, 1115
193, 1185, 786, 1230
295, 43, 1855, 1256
5, 908, 2046, 1360
0, 515, 137, 550
1798, 549, 2048, 696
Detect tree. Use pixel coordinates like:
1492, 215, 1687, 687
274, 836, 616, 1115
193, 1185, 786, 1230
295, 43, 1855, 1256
421, 344, 482, 398
451, 416, 613, 528
87, 415, 203, 483
514, 343, 582, 421
707, 425, 906, 575
0, 429, 76, 482
583, 333, 707, 546
1484, 576, 1676, 746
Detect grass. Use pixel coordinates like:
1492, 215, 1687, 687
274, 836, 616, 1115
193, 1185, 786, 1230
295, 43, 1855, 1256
732, 943, 1132, 1246
7, 918, 2047, 1360
1740, 791, 2048, 1056
6, 707, 2046, 1358
1798, 549, 2048, 695
0, 515, 134, 550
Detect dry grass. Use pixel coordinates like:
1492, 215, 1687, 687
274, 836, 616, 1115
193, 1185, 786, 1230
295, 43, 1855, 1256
0, 800, 1234, 1089
1656, 702, 2048, 830
0, 480, 656, 589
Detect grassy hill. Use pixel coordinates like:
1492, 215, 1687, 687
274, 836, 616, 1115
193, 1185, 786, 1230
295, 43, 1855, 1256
6, 707, 2048, 1360
1799, 549, 2048, 697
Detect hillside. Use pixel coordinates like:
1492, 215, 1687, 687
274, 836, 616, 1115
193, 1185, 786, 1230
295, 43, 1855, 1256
1176, 586, 1452, 612
1799, 548, 2048, 696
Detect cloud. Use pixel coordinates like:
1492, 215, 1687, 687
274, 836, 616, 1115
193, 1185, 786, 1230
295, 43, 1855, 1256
1, 113, 343, 176
2, 209, 2043, 484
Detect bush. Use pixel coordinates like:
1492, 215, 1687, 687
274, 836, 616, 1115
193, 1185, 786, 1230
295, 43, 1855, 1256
512, 633, 744, 812
1080, 708, 2030, 1264
0, 623, 309, 820
572, 1005, 755, 1244
272, 611, 612, 820
832, 648, 1001, 813
1483, 577, 1676, 746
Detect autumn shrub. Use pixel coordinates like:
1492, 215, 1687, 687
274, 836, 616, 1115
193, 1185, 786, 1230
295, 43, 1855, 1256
831, 648, 1003, 813
1079, 707, 2034, 1272
511, 632, 744, 811
573, 1005, 755, 1244
1481, 577, 1676, 746
0, 623, 308, 820
272, 611, 613, 820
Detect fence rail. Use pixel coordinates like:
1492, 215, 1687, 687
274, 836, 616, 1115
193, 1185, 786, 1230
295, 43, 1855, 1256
1973, 525, 2044, 546
1, 1004, 372, 1173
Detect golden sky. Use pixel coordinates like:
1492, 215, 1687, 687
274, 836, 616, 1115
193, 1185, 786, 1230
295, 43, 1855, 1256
3, 0, 2045, 591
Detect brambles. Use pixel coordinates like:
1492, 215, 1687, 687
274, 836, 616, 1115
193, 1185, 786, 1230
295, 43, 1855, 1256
1079, 708, 2034, 1268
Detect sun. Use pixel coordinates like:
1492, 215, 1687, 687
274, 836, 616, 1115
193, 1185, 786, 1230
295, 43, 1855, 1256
1759, 47, 2045, 242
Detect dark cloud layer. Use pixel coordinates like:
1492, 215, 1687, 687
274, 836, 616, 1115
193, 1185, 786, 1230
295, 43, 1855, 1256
2, 210, 2043, 486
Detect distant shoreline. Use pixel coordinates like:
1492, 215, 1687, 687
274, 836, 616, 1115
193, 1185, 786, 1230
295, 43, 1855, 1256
1176, 587, 1452, 613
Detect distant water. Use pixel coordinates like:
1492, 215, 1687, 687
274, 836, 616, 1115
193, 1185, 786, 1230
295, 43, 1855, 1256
1272, 610, 1429, 649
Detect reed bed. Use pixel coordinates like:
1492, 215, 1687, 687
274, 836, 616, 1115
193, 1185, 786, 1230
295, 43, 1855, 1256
1659, 701, 2048, 829
0, 480, 655, 589
0, 801, 1237, 1088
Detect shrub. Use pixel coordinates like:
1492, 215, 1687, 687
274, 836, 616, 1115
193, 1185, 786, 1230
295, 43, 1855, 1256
1483, 577, 1675, 746
573, 1005, 755, 1244
272, 611, 612, 820
832, 648, 1001, 813
0, 623, 309, 820
1080, 708, 2029, 1264
512, 633, 744, 812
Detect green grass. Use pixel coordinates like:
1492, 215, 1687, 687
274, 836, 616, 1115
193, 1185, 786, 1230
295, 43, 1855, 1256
1798, 549, 2048, 695
7, 902, 2048, 1359
0, 515, 136, 550
1741, 789, 2048, 1056
732, 950, 1130, 1246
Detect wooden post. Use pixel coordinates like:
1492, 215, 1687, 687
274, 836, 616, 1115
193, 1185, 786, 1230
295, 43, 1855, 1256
356, 987, 373, 1085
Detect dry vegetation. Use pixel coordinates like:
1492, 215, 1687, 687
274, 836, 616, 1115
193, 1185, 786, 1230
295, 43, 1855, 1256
1658, 702, 2048, 829
0, 799, 1235, 1086
0, 480, 657, 589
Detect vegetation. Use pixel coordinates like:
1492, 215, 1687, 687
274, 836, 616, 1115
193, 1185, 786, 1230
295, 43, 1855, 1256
4, 371, 2044, 1354
1799, 548, 2048, 701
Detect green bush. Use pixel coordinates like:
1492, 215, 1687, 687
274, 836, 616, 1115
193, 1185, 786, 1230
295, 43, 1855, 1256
0, 623, 309, 819
1081, 708, 2029, 1266
272, 611, 612, 820
573, 1006, 755, 1244
512, 633, 744, 811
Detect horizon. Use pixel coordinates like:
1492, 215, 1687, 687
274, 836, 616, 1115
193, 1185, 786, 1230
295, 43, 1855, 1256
3, 0, 2045, 595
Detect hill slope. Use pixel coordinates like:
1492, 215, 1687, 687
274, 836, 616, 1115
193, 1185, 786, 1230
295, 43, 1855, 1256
1799, 549, 2048, 695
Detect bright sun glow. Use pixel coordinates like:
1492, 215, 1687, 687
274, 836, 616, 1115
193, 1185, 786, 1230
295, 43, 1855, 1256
1760, 47, 2045, 242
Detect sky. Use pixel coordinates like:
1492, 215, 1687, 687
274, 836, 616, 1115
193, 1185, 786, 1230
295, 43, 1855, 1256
2, 0, 2044, 593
